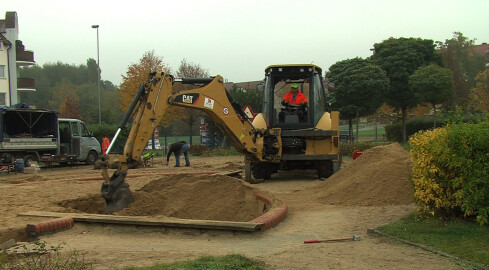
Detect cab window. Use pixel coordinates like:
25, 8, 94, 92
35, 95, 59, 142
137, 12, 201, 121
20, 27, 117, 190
312, 73, 326, 125
71, 122, 80, 136
81, 123, 91, 137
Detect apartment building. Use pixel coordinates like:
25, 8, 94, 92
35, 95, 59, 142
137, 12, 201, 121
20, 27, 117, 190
0, 11, 36, 106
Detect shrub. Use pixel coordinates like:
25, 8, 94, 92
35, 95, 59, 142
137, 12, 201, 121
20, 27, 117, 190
409, 120, 489, 225
189, 145, 240, 156
385, 117, 446, 142
189, 145, 212, 156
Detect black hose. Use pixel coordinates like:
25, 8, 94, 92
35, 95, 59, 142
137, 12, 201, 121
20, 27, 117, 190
119, 83, 145, 129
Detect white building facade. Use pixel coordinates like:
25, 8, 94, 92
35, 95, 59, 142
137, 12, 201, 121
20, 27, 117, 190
0, 11, 36, 106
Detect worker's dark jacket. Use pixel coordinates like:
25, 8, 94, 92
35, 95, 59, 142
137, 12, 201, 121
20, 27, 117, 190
166, 141, 187, 162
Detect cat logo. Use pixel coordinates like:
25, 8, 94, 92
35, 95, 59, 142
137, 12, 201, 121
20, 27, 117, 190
175, 93, 199, 104
182, 95, 193, 104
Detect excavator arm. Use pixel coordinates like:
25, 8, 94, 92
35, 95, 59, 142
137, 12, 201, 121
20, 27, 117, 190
100, 72, 281, 213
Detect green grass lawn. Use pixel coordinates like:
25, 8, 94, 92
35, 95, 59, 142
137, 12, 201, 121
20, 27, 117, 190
340, 124, 386, 138
378, 213, 489, 267
119, 254, 265, 270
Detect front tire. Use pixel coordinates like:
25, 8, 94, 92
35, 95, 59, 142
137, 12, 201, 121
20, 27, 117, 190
250, 163, 272, 183
85, 150, 98, 165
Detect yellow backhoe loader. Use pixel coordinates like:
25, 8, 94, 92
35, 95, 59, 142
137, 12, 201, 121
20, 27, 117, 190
100, 64, 340, 213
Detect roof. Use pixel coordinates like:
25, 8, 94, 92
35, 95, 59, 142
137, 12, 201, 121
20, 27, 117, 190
0, 33, 11, 46
265, 64, 322, 74
5, 12, 17, 29
473, 43, 489, 56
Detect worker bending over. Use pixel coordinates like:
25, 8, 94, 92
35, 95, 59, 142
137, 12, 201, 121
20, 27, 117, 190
166, 141, 190, 167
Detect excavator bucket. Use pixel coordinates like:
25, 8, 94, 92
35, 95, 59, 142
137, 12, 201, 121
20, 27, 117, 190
100, 171, 133, 214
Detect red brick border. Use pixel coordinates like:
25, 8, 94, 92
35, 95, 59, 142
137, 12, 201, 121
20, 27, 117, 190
26, 217, 74, 236
252, 194, 288, 231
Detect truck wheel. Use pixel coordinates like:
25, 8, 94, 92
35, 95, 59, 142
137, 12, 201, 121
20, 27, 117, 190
250, 163, 271, 183
316, 160, 333, 179
333, 154, 342, 173
85, 151, 98, 165
24, 155, 36, 167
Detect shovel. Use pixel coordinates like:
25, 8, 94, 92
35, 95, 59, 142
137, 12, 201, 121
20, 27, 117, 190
304, 235, 361, 244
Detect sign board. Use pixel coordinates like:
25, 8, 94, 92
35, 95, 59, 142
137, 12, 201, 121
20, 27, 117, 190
243, 106, 255, 120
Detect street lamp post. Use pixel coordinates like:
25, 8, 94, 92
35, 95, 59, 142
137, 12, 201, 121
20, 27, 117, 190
91, 24, 102, 124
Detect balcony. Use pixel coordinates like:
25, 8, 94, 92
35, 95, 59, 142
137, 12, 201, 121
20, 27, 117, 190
17, 78, 36, 91
16, 50, 35, 66
16, 40, 35, 66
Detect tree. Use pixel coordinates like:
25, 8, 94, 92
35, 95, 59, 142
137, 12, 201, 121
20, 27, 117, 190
409, 64, 454, 127
327, 58, 389, 141
436, 32, 487, 110
468, 68, 489, 113
86, 58, 99, 83
19, 59, 122, 125
118, 50, 180, 127
175, 59, 210, 143
228, 85, 263, 113
371, 37, 443, 142
59, 94, 82, 120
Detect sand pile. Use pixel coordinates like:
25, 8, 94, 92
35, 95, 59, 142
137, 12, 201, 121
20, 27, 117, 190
60, 174, 267, 222
218, 161, 244, 171
311, 143, 413, 206
2, 175, 47, 184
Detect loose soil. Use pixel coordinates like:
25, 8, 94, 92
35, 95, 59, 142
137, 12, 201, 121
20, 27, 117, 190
0, 144, 468, 269
60, 174, 267, 222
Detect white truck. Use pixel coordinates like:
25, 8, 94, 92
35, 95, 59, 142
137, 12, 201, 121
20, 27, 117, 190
0, 106, 101, 166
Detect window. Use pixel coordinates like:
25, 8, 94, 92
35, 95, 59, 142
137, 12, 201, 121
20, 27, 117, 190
81, 123, 91, 137
71, 122, 80, 136
0, 93, 5, 105
312, 73, 326, 125
0, 65, 5, 78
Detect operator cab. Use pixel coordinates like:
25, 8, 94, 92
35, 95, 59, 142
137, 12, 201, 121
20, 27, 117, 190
262, 64, 329, 130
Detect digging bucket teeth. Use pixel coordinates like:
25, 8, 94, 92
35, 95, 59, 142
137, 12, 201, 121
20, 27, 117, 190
101, 171, 134, 214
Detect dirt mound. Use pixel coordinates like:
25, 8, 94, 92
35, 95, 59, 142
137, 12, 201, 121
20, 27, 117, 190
218, 161, 244, 171
59, 174, 267, 222
310, 143, 413, 206
1, 174, 48, 184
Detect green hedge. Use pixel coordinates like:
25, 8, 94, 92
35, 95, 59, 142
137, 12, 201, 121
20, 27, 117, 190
385, 114, 488, 143
409, 120, 489, 225
385, 118, 446, 142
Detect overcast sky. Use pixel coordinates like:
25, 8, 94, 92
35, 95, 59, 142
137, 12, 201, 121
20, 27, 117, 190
4, 0, 489, 86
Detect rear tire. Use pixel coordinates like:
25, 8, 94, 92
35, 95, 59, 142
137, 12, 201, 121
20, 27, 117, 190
24, 155, 36, 167
333, 154, 342, 173
316, 160, 334, 179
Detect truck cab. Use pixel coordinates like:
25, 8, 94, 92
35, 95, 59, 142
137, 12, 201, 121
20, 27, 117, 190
58, 118, 101, 164
250, 64, 340, 180
260, 64, 329, 130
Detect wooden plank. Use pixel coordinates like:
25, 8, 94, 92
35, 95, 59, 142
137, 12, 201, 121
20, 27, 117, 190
212, 170, 242, 177
18, 211, 263, 232
0, 239, 16, 250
